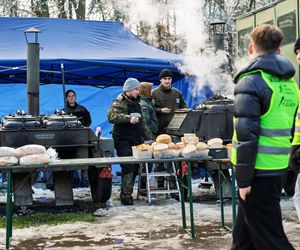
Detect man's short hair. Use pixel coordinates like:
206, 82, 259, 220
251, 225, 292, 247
250, 24, 283, 53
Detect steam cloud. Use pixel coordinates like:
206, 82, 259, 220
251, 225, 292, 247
116, 0, 235, 99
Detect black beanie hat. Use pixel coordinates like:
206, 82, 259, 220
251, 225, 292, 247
294, 37, 300, 54
65, 89, 76, 98
159, 69, 173, 80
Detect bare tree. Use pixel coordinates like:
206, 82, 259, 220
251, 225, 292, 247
31, 0, 49, 17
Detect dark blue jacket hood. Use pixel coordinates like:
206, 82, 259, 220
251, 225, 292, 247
234, 53, 295, 83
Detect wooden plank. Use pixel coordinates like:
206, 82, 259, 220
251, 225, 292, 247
53, 171, 74, 206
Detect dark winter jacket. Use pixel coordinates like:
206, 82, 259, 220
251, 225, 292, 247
63, 102, 91, 127
107, 93, 153, 144
140, 96, 158, 137
152, 84, 187, 134
233, 53, 297, 188
289, 145, 300, 173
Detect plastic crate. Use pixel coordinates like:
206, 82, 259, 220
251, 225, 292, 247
132, 147, 152, 159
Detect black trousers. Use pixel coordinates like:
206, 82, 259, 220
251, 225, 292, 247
231, 176, 294, 250
114, 140, 139, 175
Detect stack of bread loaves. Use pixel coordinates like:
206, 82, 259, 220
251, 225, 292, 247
179, 133, 209, 158
151, 133, 209, 159
152, 134, 180, 159
0, 147, 18, 166
17, 144, 50, 165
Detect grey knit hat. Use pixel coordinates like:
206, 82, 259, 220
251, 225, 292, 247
123, 78, 140, 92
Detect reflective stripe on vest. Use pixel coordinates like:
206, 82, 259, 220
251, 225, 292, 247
231, 70, 298, 170
292, 91, 300, 145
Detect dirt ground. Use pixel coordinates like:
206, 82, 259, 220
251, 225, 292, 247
0, 185, 299, 250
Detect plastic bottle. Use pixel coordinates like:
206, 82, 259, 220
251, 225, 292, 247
149, 177, 158, 190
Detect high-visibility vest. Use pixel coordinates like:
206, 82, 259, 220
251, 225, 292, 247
292, 91, 300, 146
232, 70, 298, 170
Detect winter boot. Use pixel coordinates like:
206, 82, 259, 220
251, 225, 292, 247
120, 172, 135, 205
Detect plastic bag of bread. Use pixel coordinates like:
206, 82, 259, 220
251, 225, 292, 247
16, 144, 47, 157
0, 156, 18, 166
20, 154, 50, 165
156, 134, 171, 144
0, 147, 17, 157
197, 149, 209, 157
154, 149, 180, 159
168, 149, 180, 158
153, 143, 168, 158
180, 144, 197, 158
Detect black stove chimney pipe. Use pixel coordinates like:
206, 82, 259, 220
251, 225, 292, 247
25, 28, 41, 116
210, 20, 226, 51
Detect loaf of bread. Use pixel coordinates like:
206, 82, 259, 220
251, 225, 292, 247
196, 142, 208, 151
181, 136, 199, 145
156, 134, 172, 144
16, 144, 47, 157
207, 138, 223, 148
0, 147, 17, 157
168, 142, 177, 150
153, 143, 169, 152
19, 154, 50, 165
0, 156, 18, 166
176, 142, 185, 149
180, 144, 197, 158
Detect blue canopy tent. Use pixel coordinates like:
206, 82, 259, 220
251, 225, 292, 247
0, 17, 184, 86
0, 17, 213, 135
0, 17, 215, 175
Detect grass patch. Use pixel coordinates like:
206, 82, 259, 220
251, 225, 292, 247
0, 212, 96, 228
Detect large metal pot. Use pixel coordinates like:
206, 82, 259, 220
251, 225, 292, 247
42, 114, 82, 128
1, 115, 41, 129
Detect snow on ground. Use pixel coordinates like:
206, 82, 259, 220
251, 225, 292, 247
0, 183, 299, 249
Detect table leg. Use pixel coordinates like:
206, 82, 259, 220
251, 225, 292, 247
218, 164, 225, 228
231, 166, 237, 225
6, 170, 13, 250
179, 163, 186, 229
187, 162, 195, 239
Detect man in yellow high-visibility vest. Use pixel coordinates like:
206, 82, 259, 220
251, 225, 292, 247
231, 24, 296, 250
288, 37, 300, 223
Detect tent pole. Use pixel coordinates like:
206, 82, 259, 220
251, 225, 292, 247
61, 63, 67, 110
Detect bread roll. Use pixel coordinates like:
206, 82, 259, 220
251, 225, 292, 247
168, 142, 177, 150
156, 134, 171, 144
196, 142, 208, 151
176, 142, 185, 149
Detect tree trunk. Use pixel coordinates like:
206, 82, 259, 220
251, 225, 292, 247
31, 0, 50, 17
